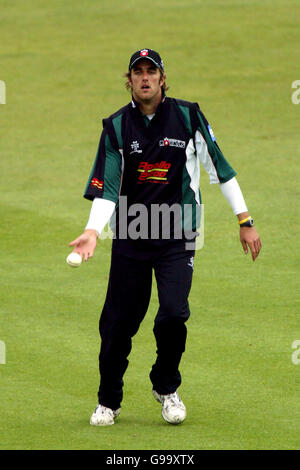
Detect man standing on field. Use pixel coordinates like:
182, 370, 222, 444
69, 49, 262, 426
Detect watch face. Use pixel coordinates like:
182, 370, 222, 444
240, 218, 254, 227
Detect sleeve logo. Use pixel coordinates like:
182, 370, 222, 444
91, 178, 104, 190
208, 124, 216, 142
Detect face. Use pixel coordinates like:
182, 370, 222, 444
128, 59, 165, 104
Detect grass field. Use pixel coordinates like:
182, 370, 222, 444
1, 0, 300, 450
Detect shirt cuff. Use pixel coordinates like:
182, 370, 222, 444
219, 177, 248, 215
85, 198, 116, 236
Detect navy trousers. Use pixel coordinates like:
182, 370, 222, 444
97, 241, 195, 410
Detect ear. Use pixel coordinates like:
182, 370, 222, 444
127, 73, 133, 89
160, 73, 166, 87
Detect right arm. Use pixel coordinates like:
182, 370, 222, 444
69, 198, 116, 261
68, 123, 122, 261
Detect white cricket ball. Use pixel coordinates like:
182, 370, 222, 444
66, 252, 82, 268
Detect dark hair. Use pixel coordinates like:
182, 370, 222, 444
124, 70, 169, 92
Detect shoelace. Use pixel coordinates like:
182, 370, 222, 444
164, 393, 183, 408
95, 405, 113, 416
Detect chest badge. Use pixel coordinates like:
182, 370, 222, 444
130, 140, 143, 155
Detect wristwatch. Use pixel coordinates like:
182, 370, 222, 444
239, 216, 254, 228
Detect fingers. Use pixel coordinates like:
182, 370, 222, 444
240, 228, 262, 261
84, 251, 94, 262
251, 245, 257, 261
248, 237, 262, 261
68, 233, 97, 263
257, 237, 262, 252
69, 239, 84, 258
69, 235, 85, 247
253, 239, 261, 260
70, 247, 94, 262
83, 249, 97, 262
253, 236, 262, 260
241, 239, 248, 255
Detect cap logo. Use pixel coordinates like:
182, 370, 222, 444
140, 49, 149, 57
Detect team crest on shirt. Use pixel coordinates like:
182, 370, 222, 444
130, 141, 143, 155
159, 137, 186, 148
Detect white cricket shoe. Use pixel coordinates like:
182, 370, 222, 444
90, 404, 120, 426
153, 389, 186, 424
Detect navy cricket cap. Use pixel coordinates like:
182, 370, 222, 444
129, 48, 164, 72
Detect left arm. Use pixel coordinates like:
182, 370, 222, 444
194, 106, 262, 261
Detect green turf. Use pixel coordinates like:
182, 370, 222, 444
1, 0, 300, 450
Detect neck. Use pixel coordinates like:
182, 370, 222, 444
133, 89, 163, 115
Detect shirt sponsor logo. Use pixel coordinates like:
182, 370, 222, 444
137, 161, 171, 183
91, 178, 104, 190
159, 137, 186, 148
130, 140, 142, 154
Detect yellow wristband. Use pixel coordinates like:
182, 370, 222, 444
238, 216, 251, 225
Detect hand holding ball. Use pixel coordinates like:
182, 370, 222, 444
66, 252, 82, 268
